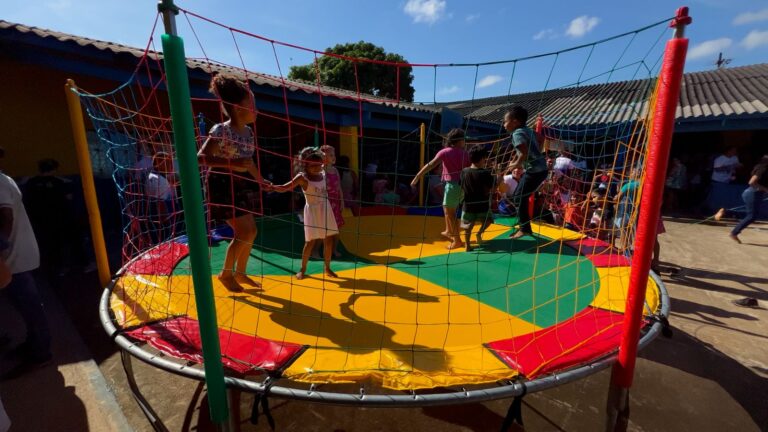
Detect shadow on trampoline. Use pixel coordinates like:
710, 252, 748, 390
639, 328, 768, 428
231, 291, 448, 372
333, 276, 441, 302
480, 236, 540, 254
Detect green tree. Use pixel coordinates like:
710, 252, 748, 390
288, 41, 415, 102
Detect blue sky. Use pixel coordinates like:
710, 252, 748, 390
6, 0, 768, 102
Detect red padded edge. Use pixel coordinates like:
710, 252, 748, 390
587, 253, 631, 267
125, 316, 304, 375
564, 238, 630, 267
487, 307, 642, 378
125, 242, 189, 275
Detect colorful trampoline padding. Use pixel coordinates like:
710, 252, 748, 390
111, 215, 662, 390
125, 316, 305, 375
125, 242, 189, 276
486, 307, 629, 378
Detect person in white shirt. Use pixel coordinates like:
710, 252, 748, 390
710, 146, 744, 220
145, 152, 176, 202
0, 167, 52, 377
145, 152, 180, 241
711, 146, 741, 184
499, 166, 523, 216
553, 153, 576, 175
0, 256, 10, 431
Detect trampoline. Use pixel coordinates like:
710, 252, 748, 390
67, 3, 690, 429
105, 213, 666, 399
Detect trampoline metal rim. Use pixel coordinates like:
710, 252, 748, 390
100, 270, 670, 407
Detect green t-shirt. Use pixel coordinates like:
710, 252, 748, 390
511, 127, 547, 173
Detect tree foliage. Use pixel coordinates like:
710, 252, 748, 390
288, 41, 415, 102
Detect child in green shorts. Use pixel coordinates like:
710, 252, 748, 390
412, 128, 470, 249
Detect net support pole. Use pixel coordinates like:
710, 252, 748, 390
64, 80, 111, 288
158, 1, 230, 430
419, 122, 426, 206
605, 7, 690, 432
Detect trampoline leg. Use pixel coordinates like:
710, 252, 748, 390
228, 388, 241, 432
605, 384, 630, 432
500, 396, 524, 431
121, 350, 170, 432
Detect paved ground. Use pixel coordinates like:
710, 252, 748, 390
1, 218, 766, 431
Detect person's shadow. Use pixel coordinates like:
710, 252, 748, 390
640, 327, 768, 428
665, 265, 768, 302
0, 368, 89, 431
233, 277, 446, 372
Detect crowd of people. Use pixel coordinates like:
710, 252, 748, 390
129, 75, 766, 287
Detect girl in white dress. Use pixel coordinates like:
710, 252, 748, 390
272, 148, 339, 279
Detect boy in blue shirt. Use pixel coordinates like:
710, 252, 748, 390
503, 106, 548, 239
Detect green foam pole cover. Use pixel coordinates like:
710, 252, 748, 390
161, 33, 229, 424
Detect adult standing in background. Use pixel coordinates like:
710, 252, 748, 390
712, 146, 742, 221
0, 254, 11, 431
23, 158, 76, 277
664, 157, 688, 213
0, 149, 52, 378
711, 146, 741, 185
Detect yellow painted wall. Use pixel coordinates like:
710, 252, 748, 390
339, 125, 359, 172
1, 61, 77, 176
0, 60, 122, 177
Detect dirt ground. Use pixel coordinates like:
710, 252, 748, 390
1, 218, 766, 431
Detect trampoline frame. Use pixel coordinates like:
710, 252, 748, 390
101, 270, 669, 416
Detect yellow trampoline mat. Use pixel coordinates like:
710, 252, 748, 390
112, 265, 538, 388
110, 217, 662, 389
591, 266, 661, 315
340, 215, 512, 264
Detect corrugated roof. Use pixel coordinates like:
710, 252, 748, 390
5, 20, 765, 126
441, 64, 768, 127
1, 20, 435, 114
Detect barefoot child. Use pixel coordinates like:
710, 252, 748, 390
320, 145, 344, 257
272, 148, 339, 280
503, 106, 548, 239
411, 128, 470, 249
198, 75, 271, 292
460, 145, 507, 251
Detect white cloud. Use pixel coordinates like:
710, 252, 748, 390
465, 14, 480, 23
404, 0, 447, 25
688, 38, 733, 60
438, 85, 460, 95
565, 15, 600, 38
533, 29, 557, 40
476, 75, 503, 89
741, 29, 768, 49
46, 0, 71, 11
733, 8, 768, 25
